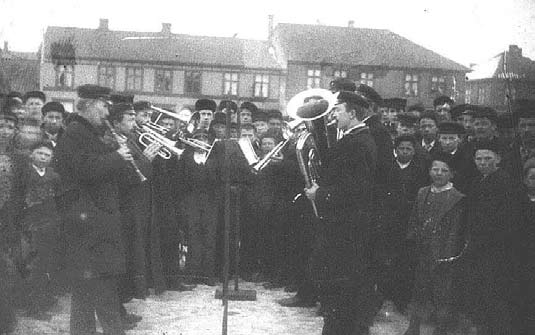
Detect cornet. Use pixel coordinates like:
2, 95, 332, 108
137, 125, 184, 159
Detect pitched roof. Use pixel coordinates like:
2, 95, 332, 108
43, 26, 282, 70
274, 23, 469, 72
0, 55, 40, 95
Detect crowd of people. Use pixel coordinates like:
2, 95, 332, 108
0, 77, 533, 335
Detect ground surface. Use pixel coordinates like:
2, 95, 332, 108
13, 281, 473, 335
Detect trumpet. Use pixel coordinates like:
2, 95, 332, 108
252, 121, 298, 172
137, 125, 184, 159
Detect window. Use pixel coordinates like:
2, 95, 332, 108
253, 74, 270, 98
55, 65, 73, 88
333, 70, 347, 78
223, 72, 239, 96
98, 66, 115, 89
154, 69, 173, 94
307, 69, 321, 89
184, 71, 202, 94
125, 67, 143, 91
404, 74, 419, 97
360, 72, 374, 87
431, 75, 446, 94
465, 88, 471, 104
477, 87, 487, 104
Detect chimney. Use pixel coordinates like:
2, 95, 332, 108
161, 23, 172, 35
508, 44, 522, 59
268, 15, 274, 40
3, 41, 8, 52
99, 18, 109, 30
348, 20, 355, 28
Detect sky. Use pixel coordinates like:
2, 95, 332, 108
1, 0, 534, 67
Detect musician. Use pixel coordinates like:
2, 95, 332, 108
179, 129, 219, 286
304, 91, 379, 335
239, 102, 256, 125
433, 95, 454, 123
177, 106, 193, 133
458, 141, 519, 335
108, 102, 160, 327
196, 99, 216, 130
132, 101, 152, 126
53, 85, 132, 334
404, 157, 466, 335
0, 110, 27, 334
40, 101, 66, 147
157, 110, 178, 132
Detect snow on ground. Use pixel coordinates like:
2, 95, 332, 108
12, 280, 466, 335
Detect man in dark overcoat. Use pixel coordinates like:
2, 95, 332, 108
458, 141, 519, 335
54, 85, 132, 335
305, 91, 379, 335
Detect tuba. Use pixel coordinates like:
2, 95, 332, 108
286, 88, 338, 218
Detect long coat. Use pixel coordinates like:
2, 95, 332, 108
54, 114, 128, 280
458, 169, 519, 332
312, 126, 377, 292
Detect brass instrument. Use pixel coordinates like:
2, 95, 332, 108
286, 88, 338, 218
136, 125, 183, 159
252, 121, 298, 172
103, 119, 147, 182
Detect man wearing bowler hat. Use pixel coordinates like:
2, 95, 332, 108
304, 91, 379, 335
54, 84, 133, 335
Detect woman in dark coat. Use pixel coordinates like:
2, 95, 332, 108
404, 158, 466, 335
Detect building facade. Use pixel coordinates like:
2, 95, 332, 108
39, 18, 469, 114
466, 45, 535, 112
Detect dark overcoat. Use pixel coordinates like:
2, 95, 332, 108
458, 169, 519, 332
54, 114, 128, 280
312, 125, 377, 291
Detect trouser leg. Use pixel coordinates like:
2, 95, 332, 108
70, 279, 97, 335
94, 277, 124, 335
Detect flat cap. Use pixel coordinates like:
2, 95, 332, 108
356, 84, 381, 105
240, 101, 258, 114
336, 90, 370, 109
23, 90, 46, 103
252, 109, 268, 122
7, 91, 23, 103
41, 101, 66, 116
330, 78, 356, 92
108, 103, 135, 123
267, 109, 283, 120
437, 121, 465, 135
474, 140, 503, 155
77, 85, 111, 100
218, 100, 237, 112
110, 93, 134, 105
433, 95, 454, 108
196, 99, 217, 112
397, 113, 419, 127
133, 101, 151, 111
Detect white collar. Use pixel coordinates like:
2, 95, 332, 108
32, 164, 46, 177
396, 160, 412, 169
430, 182, 453, 193
343, 123, 367, 136
422, 139, 435, 148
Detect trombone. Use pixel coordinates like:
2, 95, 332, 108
252, 121, 300, 172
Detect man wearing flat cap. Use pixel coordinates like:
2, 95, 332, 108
23, 90, 46, 120
195, 99, 216, 130
304, 90, 379, 335
458, 140, 519, 335
41, 101, 66, 147
54, 84, 134, 335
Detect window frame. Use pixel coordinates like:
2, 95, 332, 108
97, 65, 116, 90
307, 68, 321, 89
333, 69, 348, 79
431, 75, 447, 94
253, 74, 270, 98
184, 70, 202, 95
222, 72, 239, 96
55, 64, 74, 88
359, 72, 374, 87
404, 73, 419, 97
154, 68, 174, 94
125, 66, 144, 92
